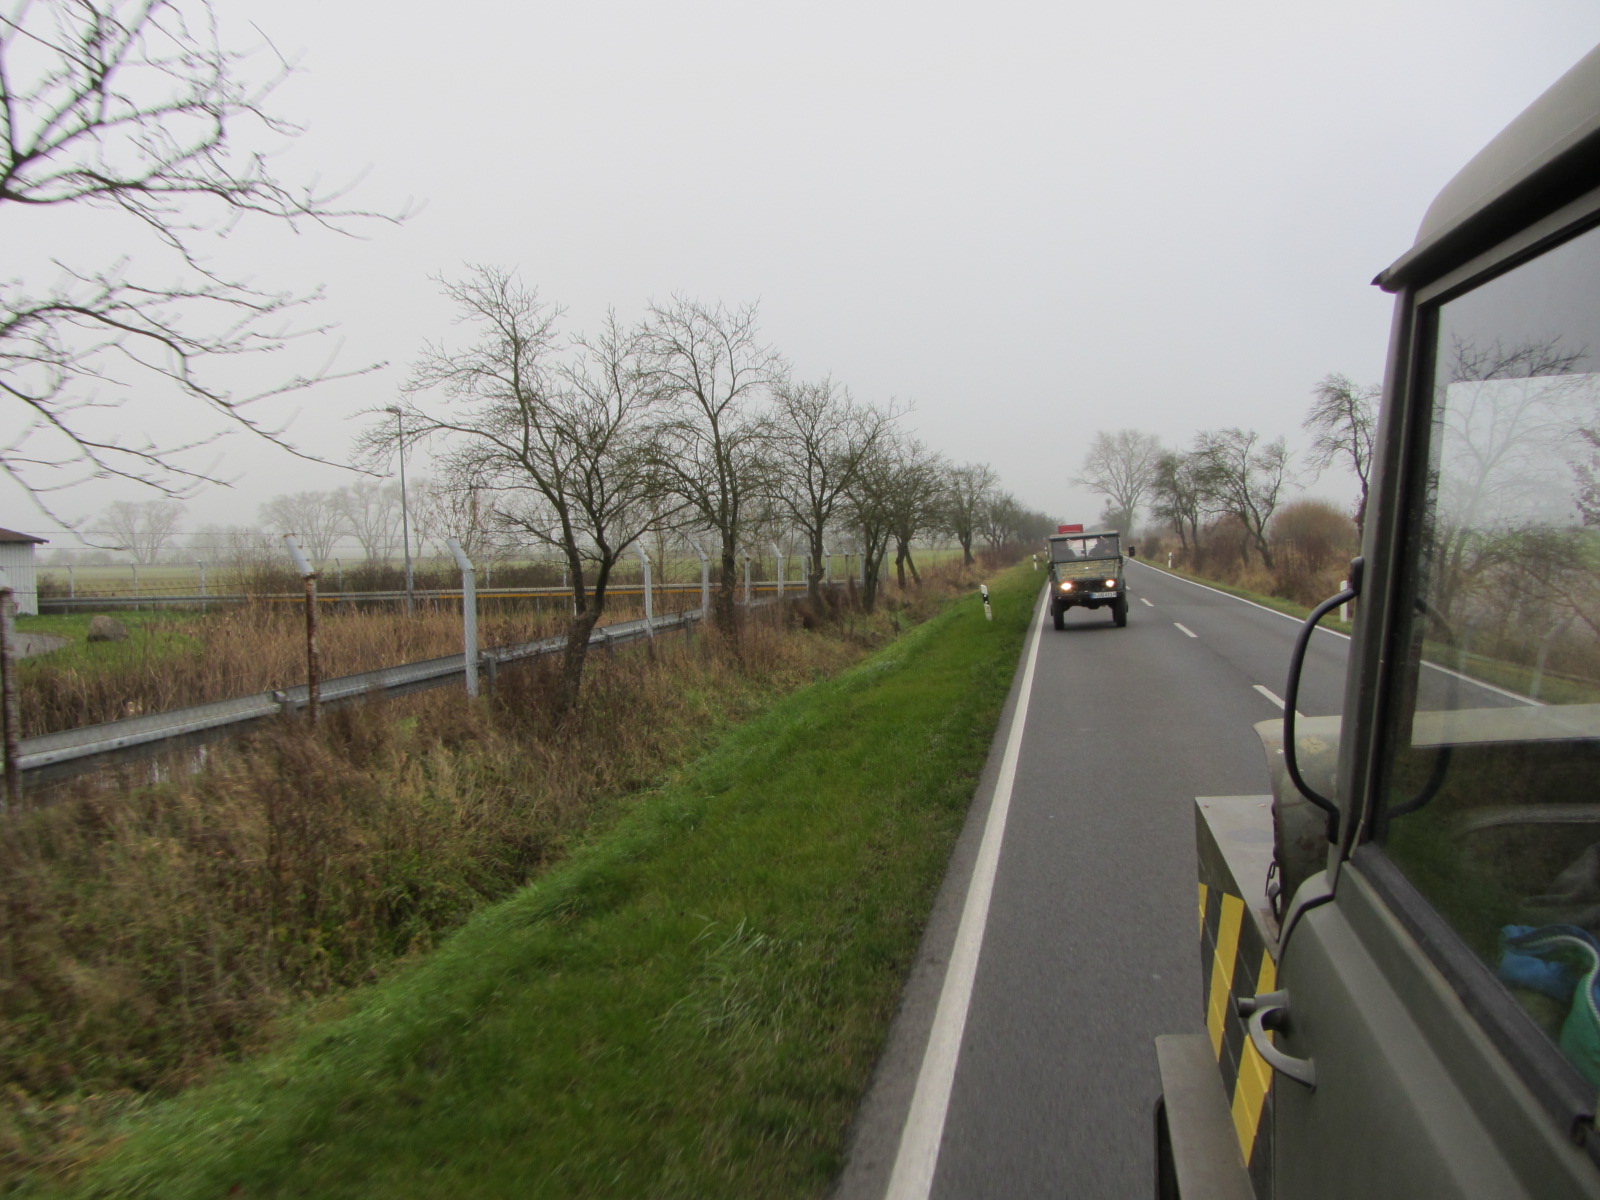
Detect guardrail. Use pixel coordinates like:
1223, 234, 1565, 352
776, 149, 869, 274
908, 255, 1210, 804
16, 605, 707, 787
38, 582, 793, 611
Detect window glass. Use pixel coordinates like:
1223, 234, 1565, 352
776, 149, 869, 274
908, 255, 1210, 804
1384, 221, 1600, 1085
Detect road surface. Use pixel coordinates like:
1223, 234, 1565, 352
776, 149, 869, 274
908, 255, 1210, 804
834, 560, 1530, 1199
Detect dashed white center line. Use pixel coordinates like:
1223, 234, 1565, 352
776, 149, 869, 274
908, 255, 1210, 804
1253, 684, 1305, 719
1174, 622, 1197, 638
1140, 597, 1154, 608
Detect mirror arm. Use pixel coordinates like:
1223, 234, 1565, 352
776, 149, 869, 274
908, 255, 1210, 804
1282, 557, 1363, 842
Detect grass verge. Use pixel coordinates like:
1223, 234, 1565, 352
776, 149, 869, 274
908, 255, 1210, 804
30, 566, 1039, 1198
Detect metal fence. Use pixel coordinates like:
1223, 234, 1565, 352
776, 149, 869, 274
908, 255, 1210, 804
15, 606, 708, 786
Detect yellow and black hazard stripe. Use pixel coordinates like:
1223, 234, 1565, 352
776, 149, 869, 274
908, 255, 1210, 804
1198, 880, 1277, 1199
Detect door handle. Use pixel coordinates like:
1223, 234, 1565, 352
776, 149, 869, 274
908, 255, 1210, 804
1236, 989, 1317, 1090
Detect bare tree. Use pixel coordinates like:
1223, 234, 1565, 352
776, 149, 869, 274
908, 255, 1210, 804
1075, 430, 1162, 530
979, 489, 1024, 551
92, 498, 184, 562
769, 376, 891, 600
943, 461, 997, 565
334, 479, 403, 563
885, 439, 945, 587
638, 297, 784, 635
0, 0, 397, 514
383, 270, 665, 715
412, 474, 496, 564
1151, 451, 1203, 554
1303, 374, 1379, 535
1191, 429, 1293, 569
845, 435, 901, 611
258, 491, 343, 564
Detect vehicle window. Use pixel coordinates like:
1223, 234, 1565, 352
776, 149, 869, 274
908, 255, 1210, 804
1382, 220, 1600, 1085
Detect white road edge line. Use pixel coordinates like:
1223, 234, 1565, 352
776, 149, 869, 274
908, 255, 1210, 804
1253, 684, 1305, 720
884, 590, 1049, 1200
1127, 560, 1349, 641
1140, 597, 1154, 608
1174, 622, 1197, 638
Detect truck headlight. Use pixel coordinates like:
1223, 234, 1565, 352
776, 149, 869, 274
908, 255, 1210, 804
1106, 579, 1117, 588
1059, 581, 1073, 592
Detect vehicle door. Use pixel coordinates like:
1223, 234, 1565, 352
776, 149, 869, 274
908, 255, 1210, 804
1266, 194, 1600, 1195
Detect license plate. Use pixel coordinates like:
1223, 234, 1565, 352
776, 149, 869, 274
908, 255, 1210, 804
1090, 591, 1116, 599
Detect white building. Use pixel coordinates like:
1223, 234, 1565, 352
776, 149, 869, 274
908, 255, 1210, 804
0, 528, 47, 615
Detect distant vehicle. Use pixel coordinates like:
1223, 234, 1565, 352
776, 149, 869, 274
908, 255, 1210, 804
1155, 44, 1600, 1199
1047, 527, 1128, 629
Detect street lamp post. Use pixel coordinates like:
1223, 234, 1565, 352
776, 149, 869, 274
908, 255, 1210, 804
387, 406, 415, 616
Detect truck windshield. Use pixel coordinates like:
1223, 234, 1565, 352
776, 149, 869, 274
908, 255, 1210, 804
1050, 535, 1119, 562
1381, 218, 1600, 1084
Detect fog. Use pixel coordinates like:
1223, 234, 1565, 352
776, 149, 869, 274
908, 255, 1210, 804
8, 0, 1600, 551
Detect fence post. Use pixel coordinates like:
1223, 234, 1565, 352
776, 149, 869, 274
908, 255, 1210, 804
284, 537, 320, 725
0, 570, 18, 809
689, 536, 710, 618
446, 538, 479, 698
335, 558, 344, 593
743, 550, 751, 607
822, 543, 832, 587
636, 543, 654, 636
68, 563, 75, 598
772, 542, 784, 601
131, 563, 138, 601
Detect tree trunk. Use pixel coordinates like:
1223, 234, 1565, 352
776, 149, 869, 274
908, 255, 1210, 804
808, 531, 825, 602
555, 606, 600, 717
960, 533, 974, 565
715, 545, 740, 637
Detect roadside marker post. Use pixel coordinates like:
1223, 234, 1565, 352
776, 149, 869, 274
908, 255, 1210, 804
980, 583, 993, 621
283, 536, 320, 725
446, 538, 479, 698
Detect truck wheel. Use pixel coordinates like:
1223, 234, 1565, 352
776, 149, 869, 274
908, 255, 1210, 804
1113, 596, 1128, 627
1053, 601, 1065, 630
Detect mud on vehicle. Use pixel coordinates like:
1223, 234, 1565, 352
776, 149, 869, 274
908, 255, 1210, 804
1047, 529, 1128, 629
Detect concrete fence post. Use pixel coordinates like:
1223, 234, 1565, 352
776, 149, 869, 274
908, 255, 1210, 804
773, 542, 784, 600
822, 543, 832, 587
689, 537, 710, 618
636, 543, 654, 636
0, 569, 17, 809
67, 564, 74, 599
446, 538, 479, 698
283, 537, 320, 725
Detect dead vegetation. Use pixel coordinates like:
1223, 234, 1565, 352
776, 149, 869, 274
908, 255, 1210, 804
0, 561, 998, 1182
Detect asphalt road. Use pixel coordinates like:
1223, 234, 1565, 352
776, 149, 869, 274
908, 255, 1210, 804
835, 561, 1358, 1200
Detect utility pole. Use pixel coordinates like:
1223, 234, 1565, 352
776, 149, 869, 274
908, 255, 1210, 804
386, 406, 415, 616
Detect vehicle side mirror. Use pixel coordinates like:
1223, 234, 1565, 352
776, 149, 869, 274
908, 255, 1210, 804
1127, 546, 1137, 557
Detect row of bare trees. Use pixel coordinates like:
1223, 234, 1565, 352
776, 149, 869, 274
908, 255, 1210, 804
365, 266, 1051, 713
1074, 373, 1379, 575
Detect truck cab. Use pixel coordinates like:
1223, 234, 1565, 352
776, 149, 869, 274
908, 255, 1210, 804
1048, 528, 1129, 629
1156, 44, 1600, 1199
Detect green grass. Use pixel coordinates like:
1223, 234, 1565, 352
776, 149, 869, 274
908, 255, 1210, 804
34, 568, 1040, 1199
14, 612, 203, 673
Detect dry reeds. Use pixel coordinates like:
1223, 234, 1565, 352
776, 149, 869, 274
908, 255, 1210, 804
0, 560, 992, 1179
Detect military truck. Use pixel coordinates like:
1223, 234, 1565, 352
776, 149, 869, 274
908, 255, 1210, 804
1155, 44, 1600, 1199
1047, 527, 1128, 629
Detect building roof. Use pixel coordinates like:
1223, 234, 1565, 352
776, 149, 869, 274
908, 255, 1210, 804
0, 528, 47, 544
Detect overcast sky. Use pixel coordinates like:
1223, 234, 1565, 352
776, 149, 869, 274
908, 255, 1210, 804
12, 0, 1600, 551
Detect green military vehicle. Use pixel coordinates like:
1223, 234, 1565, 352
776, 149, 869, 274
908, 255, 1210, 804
1047, 526, 1129, 629
1155, 44, 1600, 1199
